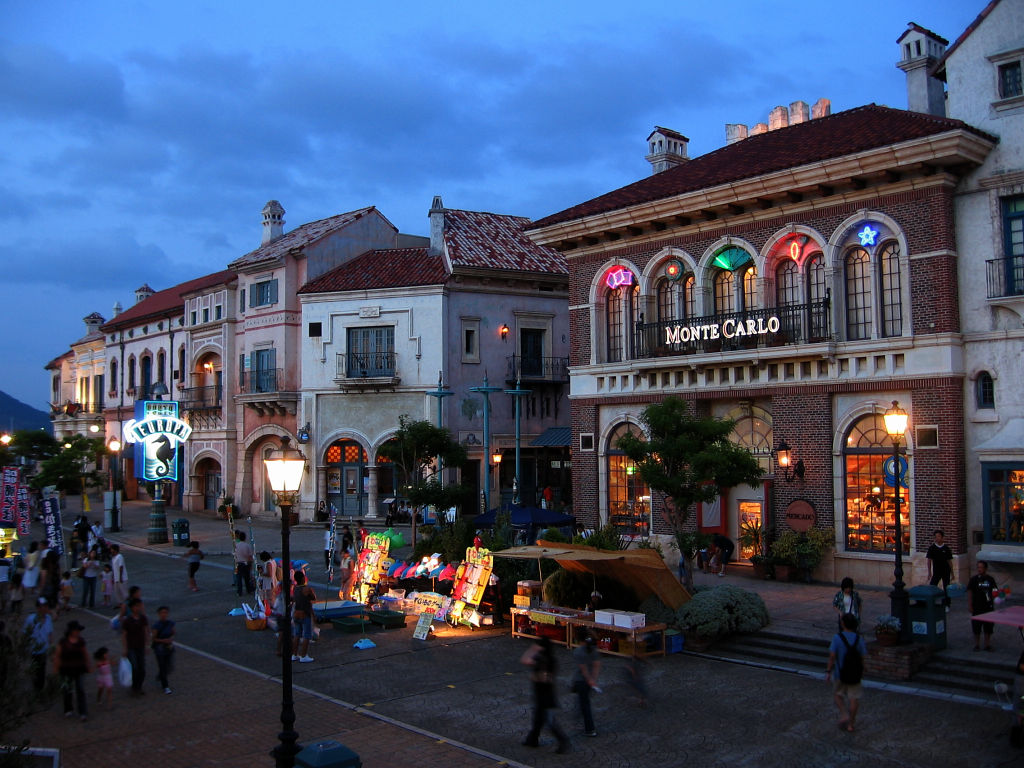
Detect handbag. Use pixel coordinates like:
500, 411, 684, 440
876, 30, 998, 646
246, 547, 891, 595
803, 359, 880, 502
118, 657, 133, 687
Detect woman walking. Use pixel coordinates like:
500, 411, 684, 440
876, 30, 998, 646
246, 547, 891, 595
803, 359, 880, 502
54, 620, 92, 720
21, 542, 40, 599
80, 547, 100, 608
832, 577, 863, 632
571, 631, 601, 737
185, 542, 205, 591
520, 637, 570, 753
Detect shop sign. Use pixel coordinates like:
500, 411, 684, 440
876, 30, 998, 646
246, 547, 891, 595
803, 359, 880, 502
125, 400, 192, 482
784, 500, 815, 533
412, 591, 448, 619
664, 315, 781, 345
529, 610, 557, 625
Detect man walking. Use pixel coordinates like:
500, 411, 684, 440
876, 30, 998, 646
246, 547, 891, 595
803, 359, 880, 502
968, 560, 998, 651
926, 529, 954, 607
0, 547, 10, 613
110, 544, 129, 605
826, 612, 866, 732
121, 597, 150, 696
23, 597, 54, 690
234, 531, 254, 596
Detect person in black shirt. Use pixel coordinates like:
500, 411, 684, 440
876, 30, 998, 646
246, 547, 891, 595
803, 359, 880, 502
967, 560, 998, 651
926, 529, 953, 606
520, 637, 570, 753
711, 534, 734, 577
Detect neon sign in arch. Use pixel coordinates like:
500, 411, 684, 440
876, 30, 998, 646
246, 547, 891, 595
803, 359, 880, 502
604, 266, 635, 289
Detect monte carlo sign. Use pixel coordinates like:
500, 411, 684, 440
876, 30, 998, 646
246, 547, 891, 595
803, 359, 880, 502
664, 315, 781, 344
124, 400, 192, 482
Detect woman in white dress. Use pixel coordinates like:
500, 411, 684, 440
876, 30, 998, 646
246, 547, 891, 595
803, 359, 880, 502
21, 541, 41, 596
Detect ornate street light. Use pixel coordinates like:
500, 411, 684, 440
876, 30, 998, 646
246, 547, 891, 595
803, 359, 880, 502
470, 375, 502, 513
263, 436, 307, 768
108, 438, 122, 532
883, 400, 910, 643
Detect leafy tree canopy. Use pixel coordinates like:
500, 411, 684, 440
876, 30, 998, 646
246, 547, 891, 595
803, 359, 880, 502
616, 397, 763, 529
377, 416, 470, 517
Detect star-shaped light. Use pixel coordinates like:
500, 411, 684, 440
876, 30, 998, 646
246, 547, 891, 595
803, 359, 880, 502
857, 226, 878, 246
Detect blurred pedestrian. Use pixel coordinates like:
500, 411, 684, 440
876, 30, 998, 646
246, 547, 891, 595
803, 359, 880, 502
110, 545, 129, 605
121, 597, 149, 696
520, 636, 570, 753
21, 541, 40, 599
23, 597, 53, 691
93, 646, 113, 709
9, 573, 24, 615
185, 541, 205, 592
291, 571, 316, 663
100, 564, 114, 607
968, 560, 998, 651
571, 630, 601, 737
234, 532, 254, 596
926, 529, 953, 607
711, 533, 734, 577
80, 547, 100, 608
826, 612, 866, 732
54, 619, 91, 720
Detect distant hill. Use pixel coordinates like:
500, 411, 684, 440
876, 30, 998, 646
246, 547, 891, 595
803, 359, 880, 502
0, 390, 52, 434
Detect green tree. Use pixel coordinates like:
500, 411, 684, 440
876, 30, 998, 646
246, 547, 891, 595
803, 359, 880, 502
30, 434, 105, 494
616, 397, 763, 589
377, 416, 469, 543
0, 430, 59, 470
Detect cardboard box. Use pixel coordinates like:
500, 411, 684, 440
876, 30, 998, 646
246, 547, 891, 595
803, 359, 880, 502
612, 611, 646, 629
594, 609, 619, 626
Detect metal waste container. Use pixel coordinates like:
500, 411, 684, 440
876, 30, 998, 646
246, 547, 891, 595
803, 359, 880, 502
171, 518, 190, 547
908, 584, 947, 649
295, 740, 361, 768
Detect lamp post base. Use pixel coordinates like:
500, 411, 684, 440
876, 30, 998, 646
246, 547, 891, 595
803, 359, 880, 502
890, 587, 911, 644
148, 499, 169, 544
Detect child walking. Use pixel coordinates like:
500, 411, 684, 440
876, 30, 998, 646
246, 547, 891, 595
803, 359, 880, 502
93, 646, 113, 709
58, 571, 74, 614
185, 541, 205, 592
100, 564, 114, 607
9, 573, 24, 615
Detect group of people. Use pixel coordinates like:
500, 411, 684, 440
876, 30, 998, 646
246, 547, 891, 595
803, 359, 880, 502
323, 521, 362, 600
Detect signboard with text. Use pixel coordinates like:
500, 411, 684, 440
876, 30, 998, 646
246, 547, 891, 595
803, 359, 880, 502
125, 400, 192, 482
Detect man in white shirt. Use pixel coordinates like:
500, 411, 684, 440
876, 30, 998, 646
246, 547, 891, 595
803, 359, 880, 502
234, 531, 254, 595
110, 544, 128, 604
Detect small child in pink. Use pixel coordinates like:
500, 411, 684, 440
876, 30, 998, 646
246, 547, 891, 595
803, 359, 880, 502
101, 564, 114, 607
93, 647, 113, 708
58, 571, 74, 614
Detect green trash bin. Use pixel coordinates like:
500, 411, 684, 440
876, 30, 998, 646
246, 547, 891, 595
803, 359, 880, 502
908, 584, 946, 649
295, 740, 361, 768
172, 518, 190, 547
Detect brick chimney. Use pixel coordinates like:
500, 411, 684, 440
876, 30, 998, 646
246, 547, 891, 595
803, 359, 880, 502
261, 200, 285, 245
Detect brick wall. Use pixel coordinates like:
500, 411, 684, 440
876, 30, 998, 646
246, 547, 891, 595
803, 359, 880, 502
770, 392, 834, 537
911, 383, 967, 552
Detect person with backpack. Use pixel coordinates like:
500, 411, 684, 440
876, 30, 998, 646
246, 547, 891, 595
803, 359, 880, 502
826, 612, 866, 732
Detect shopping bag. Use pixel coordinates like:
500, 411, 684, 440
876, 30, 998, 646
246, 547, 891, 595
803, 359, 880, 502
118, 657, 132, 687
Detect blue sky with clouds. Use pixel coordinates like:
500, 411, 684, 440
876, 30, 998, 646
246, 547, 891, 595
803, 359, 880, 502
1, 0, 980, 409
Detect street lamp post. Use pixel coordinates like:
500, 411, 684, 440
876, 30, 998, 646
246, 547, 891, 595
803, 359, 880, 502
469, 375, 502, 513
883, 401, 911, 644
264, 437, 307, 768
108, 438, 122, 532
425, 371, 453, 483
504, 375, 531, 506
147, 382, 170, 544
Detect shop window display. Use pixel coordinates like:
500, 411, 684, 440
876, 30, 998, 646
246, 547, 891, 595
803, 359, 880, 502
984, 467, 1024, 544
843, 413, 910, 553
606, 423, 650, 536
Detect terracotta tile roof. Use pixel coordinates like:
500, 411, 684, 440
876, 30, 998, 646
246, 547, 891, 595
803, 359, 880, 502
229, 206, 389, 269
529, 104, 994, 230
896, 22, 949, 46
70, 329, 106, 347
298, 248, 447, 293
443, 209, 566, 274
45, 351, 73, 370
932, 0, 1001, 79
100, 269, 236, 331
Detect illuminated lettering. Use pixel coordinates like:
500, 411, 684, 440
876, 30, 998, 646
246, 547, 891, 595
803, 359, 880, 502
721, 319, 735, 338
709, 324, 720, 340
768, 317, 780, 332
745, 319, 757, 335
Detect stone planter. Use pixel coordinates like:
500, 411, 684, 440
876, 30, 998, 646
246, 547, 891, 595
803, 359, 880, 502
874, 631, 899, 647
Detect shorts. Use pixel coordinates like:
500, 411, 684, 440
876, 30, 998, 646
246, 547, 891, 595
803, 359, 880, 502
188, 562, 201, 577
833, 679, 862, 699
293, 615, 313, 640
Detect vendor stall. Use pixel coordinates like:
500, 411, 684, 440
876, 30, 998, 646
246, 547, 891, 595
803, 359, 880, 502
448, 545, 497, 628
352, 532, 391, 603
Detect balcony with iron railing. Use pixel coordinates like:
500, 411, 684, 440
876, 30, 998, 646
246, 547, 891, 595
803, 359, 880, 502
236, 368, 298, 416
986, 256, 1024, 299
339, 351, 397, 378
239, 368, 283, 394
505, 355, 570, 383
180, 385, 223, 410
633, 297, 832, 359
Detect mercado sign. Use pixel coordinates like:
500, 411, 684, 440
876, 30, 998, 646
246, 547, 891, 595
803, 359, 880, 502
124, 400, 193, 482
664, 315, 781, 344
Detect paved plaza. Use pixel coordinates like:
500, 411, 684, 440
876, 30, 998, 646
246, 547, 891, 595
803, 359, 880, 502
10, 498, 1024, 767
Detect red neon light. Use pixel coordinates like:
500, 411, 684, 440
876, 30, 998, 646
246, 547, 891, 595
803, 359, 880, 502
789, 241, 800, 261
605, 267, 634, 289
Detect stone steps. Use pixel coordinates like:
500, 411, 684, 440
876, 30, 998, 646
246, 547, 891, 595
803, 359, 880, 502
701, 630, 1014, 700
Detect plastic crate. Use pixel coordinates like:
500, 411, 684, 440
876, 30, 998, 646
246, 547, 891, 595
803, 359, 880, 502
665, 630, 683, 654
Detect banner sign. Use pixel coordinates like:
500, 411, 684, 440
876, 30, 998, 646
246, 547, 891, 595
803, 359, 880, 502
0, 466, 19, 525
16, 485, 31, 536
411, 591, 450, 619
125, 400, 192, 482
42, 496, 65, 554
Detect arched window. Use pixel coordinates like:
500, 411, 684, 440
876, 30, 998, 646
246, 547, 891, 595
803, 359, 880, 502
140, 356, 153, 398
127, 357, 136, 391
879, 242, 903, 337
977, 372, 995, 409
711, 247, 753, 313
604, 281, 638, 363
742, 265, 757, 310
683, 275, 696, 319
843, 412, 910, 554
109, 359, 118, 395
157, 350, 166, 384
806, 253, 828, 340
844, 248, 872, 340
776, 260, 800, 339
606, 423, 650, 537
714, 270, 734, 313
656, 278, 677, 323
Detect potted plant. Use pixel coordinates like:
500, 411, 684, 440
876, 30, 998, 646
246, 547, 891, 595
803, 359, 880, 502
739, 521, 769, 578
874, 615, 901, 646
218, 495, 236, 520
769, 528, 835, 582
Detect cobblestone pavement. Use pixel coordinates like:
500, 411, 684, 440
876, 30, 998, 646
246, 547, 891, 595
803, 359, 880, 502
12, 498, 1024, 767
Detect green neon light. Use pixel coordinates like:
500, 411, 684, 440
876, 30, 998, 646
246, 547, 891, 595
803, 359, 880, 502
713, 247, 751, 271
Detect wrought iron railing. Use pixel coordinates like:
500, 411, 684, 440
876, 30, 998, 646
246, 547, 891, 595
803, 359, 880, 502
239, 368, 283, 394
180, 385, 223, 410
506, 355, 570, 382
338, 352, 396, 378
986, 256, 1024, 298
634, 297, 831, 358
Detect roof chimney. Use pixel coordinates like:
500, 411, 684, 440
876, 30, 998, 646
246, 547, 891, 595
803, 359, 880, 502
768, 106, 789, 130
134, 284, 155, 304
429, 195, 446, 257
789, 101, 809, 125
83, 312, 105, 333
896, 23, 948, 116
261, 200, 285, 245
811, 98, 831, 119
645, 127, 689, 175
112, 301, 123, 317
725, 124, 749, 145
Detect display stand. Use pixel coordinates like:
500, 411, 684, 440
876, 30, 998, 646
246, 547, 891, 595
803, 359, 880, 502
511, 607, 666, 657
353, 532, 391, 604
448, 546, 495, 627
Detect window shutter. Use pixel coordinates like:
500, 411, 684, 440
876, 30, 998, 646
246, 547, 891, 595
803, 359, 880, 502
240, 289, 246, 312
249, 287, 257, 308
270, 279, 279, 304
239, 353, 245, 387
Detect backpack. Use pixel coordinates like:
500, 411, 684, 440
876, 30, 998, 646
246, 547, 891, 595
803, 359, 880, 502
838, 633, 863, 684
